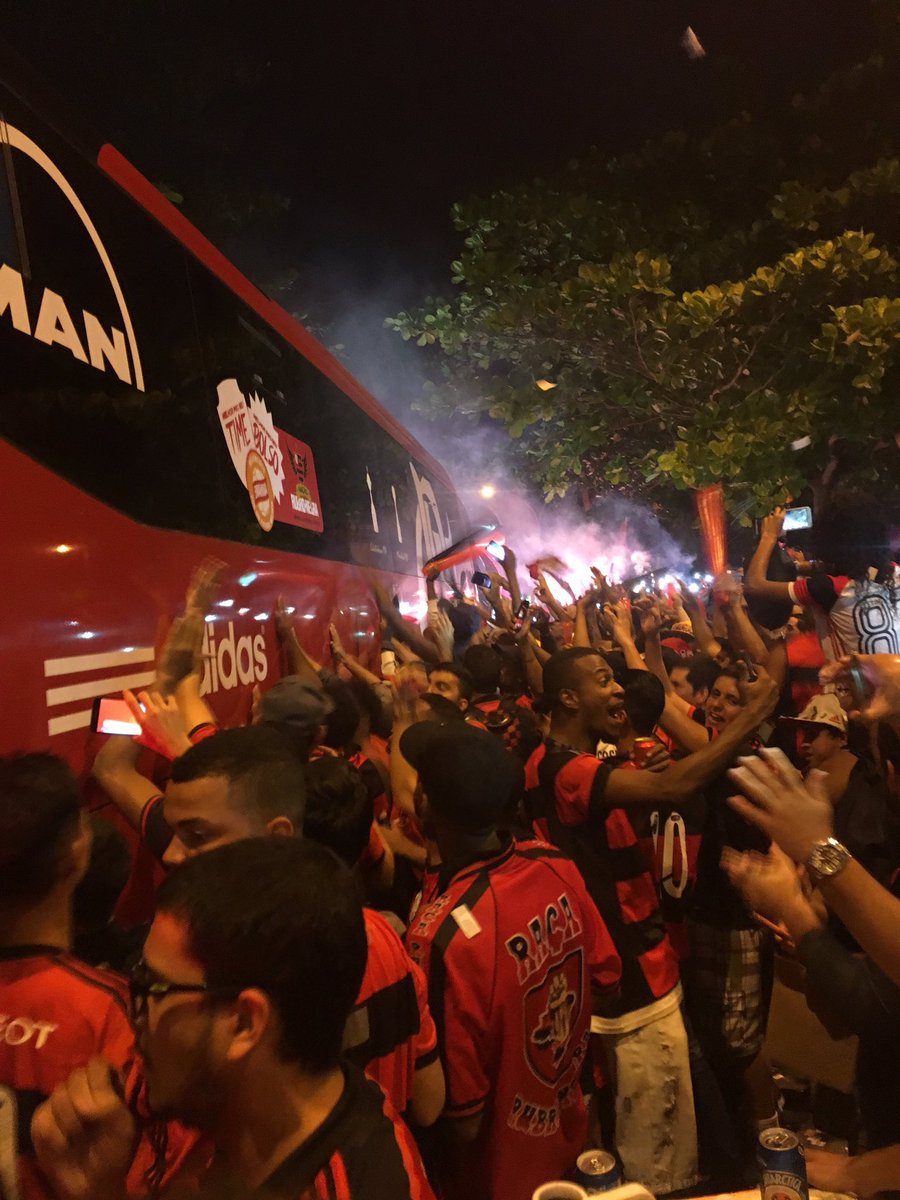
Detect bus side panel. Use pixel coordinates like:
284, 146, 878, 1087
0, 438, 402, 777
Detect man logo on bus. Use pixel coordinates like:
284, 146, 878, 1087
0, 121, 144, 390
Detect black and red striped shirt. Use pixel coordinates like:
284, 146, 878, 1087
524, 741, 680, 1016
259, 1065, 435, 1200
0, 946, 134, 1200
469, 694, 542, 763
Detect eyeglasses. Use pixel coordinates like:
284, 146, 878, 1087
128, 960, 238, 1023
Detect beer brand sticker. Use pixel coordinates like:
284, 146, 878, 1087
245, 449, 275, 531
216, 378, 323, 533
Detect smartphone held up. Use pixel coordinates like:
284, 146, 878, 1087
90, 696, 143, 737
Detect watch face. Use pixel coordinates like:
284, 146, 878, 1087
810, 839, 848, 878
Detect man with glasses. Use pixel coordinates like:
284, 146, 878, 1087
34, 839, 436, 1199
0, 753, 134, 1200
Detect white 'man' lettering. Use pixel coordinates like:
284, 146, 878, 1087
0, 264, 132, 383
83, 310, 131, 383
0, 263, 31, 333
33, 287, 89, 362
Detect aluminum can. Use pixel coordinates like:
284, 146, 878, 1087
631, 737, 658, 768
532, 1183, 588, 1200
757, 1128, 809, 1200
574, 1149, 622, 1193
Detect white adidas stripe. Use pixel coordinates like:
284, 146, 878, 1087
44, 646, 154, 677
48, 710, 95, 737
46, 670, 156, 708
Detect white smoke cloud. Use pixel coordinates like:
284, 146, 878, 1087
304, 281, 696, 596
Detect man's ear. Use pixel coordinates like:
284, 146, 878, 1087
694, 686, 709, 707
459, 698, 469, 713
266, 815, 295, 839
225, 988, 271, 1063
559, 686, 580, 714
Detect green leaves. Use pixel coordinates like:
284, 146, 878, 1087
388, 25, 900, 518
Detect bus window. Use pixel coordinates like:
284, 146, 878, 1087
0, 81, 462, 576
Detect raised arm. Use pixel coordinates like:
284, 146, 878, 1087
820, 652, 900, 738
92, 734, 160, 832
745, 509, 794, 603
605, 672, 779, 807
274, 594, 325, 687
499, 544, 522, 613
720, 582, 768, 665
329, 623, 382, 688
676, 581, 723, 660
369, 575, 440, 665
639, 606, 709, 753
573, 589, 602, 649
535, 572, 570, 624
605, 601, 644, 672
726, 747, 900, 988
515, 609, 545, 696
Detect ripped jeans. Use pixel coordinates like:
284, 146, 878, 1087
598, 1003, 699, 1194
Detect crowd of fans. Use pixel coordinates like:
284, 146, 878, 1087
2, 490, 900, 1200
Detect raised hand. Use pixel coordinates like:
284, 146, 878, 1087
820, 653, 900, 723
636, 599, 663, 639
155, 608, 205, 694
328, 622, 346, 661
184, 556, 226, 615
675, 578, 702, 616
123, 688, 191, 759
274, 594, 297, 644
32, 1060, 136, 1200
426, 606, 455, 660
603, 600, 635, 646
727, 746, 834, 863
720, 842, 808, 923
760, 506, 786, 541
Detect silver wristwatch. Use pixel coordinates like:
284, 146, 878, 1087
806, 837, 850, 883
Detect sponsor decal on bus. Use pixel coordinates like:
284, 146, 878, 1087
216, 378, 324, 533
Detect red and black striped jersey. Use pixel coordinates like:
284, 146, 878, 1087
469, 694, 542, 763
343, 909, 438, 1116
616, 761, 705, 963
0, 946, 134, 1200
406, 837, 620, 1200
524, 742, 680, 1016
128, 1065, 434, 1200
260, 1065, 435, 1200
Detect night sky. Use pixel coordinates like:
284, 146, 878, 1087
2, 2, 875, 410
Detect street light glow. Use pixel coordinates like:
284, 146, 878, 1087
479, 484, 496, 499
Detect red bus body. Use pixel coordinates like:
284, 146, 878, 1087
0, 44, 463, 776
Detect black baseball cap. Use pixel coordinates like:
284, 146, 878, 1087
398, 720, 516, 831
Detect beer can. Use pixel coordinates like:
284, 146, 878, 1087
532, 1183, 588, 1200
757, 1128, 809, 1200
574, 1149, 623, 1193
631, 737, 658, 768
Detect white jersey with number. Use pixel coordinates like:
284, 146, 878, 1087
789, 574, 900, 660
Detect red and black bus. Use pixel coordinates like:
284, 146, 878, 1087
0, 41, 463, 771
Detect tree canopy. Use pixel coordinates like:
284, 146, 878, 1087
388, 11, 900, 520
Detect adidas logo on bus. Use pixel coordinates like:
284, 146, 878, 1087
199, 621, 269, 696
